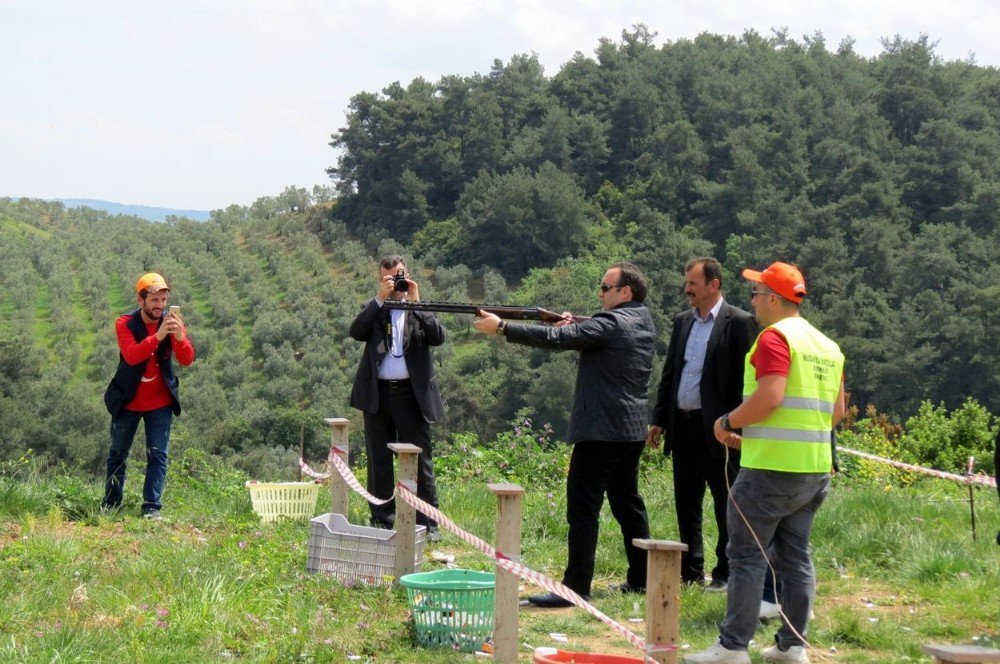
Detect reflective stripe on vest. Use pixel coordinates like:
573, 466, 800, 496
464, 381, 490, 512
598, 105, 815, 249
741, 316, 844, 473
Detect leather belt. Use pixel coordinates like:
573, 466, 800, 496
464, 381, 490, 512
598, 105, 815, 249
379, 379, 411, 390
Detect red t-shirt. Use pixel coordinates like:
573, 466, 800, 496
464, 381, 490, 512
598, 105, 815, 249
115, 315, 195, 412
749, 328, 791, 379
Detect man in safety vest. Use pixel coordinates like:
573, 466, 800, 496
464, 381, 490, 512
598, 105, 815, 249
683, 262, 845, 664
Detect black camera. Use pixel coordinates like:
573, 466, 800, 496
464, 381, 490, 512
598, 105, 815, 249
393, 268, 410, 293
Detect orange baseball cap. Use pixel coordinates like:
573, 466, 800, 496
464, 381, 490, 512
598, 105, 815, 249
742, 262, 806, 303
136, 272, 169, 295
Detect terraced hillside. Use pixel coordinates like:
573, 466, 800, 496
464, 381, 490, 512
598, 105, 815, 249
0, 196, 481, 477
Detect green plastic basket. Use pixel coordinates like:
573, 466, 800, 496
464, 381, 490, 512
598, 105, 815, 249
399, 569, 495, 652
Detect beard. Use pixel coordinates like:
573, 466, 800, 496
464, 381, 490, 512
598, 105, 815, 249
142, 302, 164, 320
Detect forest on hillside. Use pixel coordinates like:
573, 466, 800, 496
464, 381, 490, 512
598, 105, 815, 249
1, 28, 998, 477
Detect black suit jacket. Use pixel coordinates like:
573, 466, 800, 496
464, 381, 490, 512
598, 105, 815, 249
349, 299, 446, 423
504, 301, 656, 444
650, 300, 759, 459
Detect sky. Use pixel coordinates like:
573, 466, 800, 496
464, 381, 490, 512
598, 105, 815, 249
2, 1, 998, 211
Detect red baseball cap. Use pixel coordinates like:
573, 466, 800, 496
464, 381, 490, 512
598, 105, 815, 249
742, 262, 806, 303
136, 272, 169, 295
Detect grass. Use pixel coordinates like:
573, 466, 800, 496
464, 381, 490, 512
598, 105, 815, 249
68, 272, 96, 367
0, 449, 997, 663
32, 281, 53, 348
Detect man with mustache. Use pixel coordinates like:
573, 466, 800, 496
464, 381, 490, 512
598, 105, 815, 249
648, 258, 759, 590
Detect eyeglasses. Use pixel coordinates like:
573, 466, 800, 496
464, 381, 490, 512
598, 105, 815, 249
599, 283, 624, 292
750, 290, 770, 298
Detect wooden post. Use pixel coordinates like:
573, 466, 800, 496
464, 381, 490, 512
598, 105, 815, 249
633, 539, 688, 664
489, 483, 524, 664
298, 422, 304, 482
388, 443, 422, 584
324, 418, 350, 517
967, 456, 977, 542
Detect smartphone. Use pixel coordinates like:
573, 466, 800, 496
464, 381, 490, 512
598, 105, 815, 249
169, 305, 180, 317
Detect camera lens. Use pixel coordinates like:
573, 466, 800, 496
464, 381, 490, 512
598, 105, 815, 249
394, 269, 409, 292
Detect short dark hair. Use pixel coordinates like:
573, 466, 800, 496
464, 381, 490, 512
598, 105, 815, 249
379, 255, 404, 271
685, 257, 723, 287
611, 262, 647, 303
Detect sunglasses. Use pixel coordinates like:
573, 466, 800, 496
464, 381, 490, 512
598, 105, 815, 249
599, 283, 624, 292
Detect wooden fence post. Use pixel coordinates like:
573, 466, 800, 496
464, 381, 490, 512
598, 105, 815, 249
388, 443, 422, 584
489, 483, 524, 663
633, 539, 688, 664
323, 418, 350, 517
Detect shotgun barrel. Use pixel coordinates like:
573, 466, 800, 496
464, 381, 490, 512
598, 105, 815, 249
383, 299, 587, 324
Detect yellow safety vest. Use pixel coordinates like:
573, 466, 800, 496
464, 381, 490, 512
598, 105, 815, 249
741, 317, 844, 473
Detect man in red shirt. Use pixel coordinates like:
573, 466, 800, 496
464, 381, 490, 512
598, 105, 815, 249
102, 273, 195, 518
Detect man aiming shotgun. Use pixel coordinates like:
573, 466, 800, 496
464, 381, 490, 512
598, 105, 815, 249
472, 261, 655, 606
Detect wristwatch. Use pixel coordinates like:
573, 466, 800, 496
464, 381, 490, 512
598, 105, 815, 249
497, 320, 507, 336
720, 413, 735, 432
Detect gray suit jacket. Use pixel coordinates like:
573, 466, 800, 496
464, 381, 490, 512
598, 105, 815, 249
504, 301, 656, 444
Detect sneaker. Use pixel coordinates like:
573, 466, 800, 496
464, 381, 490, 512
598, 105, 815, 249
706, 578, 728, 592
759, 600, 781, 621
682, 639, 751, 663
142, 509, 164, 520
426, 527, 441, 543
761, 644, 809, 663
609, 582, 645, 594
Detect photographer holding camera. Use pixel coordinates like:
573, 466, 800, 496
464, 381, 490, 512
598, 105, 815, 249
102, 272, 194, 519
348, 256, 445, 541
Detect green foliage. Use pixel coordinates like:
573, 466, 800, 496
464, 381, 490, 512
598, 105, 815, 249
435, 414, 569, 493
837, 405, 918, 487
899, 398, 998, 475
323, 29, 1000, 425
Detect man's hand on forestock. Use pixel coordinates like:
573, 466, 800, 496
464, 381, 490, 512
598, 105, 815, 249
472, 310, 502, 335
552, 311, 575, 328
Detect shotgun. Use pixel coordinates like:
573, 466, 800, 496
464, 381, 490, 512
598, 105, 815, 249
383, 299, 588, 324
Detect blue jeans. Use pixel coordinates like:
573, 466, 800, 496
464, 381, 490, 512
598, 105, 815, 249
719, 469, 829, 651
103, 406, 173, 514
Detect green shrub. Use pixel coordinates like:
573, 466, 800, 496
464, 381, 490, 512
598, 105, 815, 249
837, 421, 919, 487
434, 414, 569, 492
899, 398, 997, 476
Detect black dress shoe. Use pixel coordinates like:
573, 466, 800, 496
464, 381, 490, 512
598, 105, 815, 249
527, 592, 585, 608
610, 582, 645, 595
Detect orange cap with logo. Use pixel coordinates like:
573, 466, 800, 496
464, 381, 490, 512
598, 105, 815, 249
136, 272, 169, 295
741, 262, 806, 303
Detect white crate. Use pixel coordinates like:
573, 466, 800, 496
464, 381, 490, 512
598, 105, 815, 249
306, 513, 426, 586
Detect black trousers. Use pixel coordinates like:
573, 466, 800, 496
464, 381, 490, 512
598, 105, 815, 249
362, 380, 438, 528
562, 440, 650, 596
672, 409, 741, 584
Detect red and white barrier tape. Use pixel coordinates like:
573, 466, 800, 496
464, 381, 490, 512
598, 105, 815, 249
315, 447, 669, 662
299, 448, 393, 505
839, 447, 997, 488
